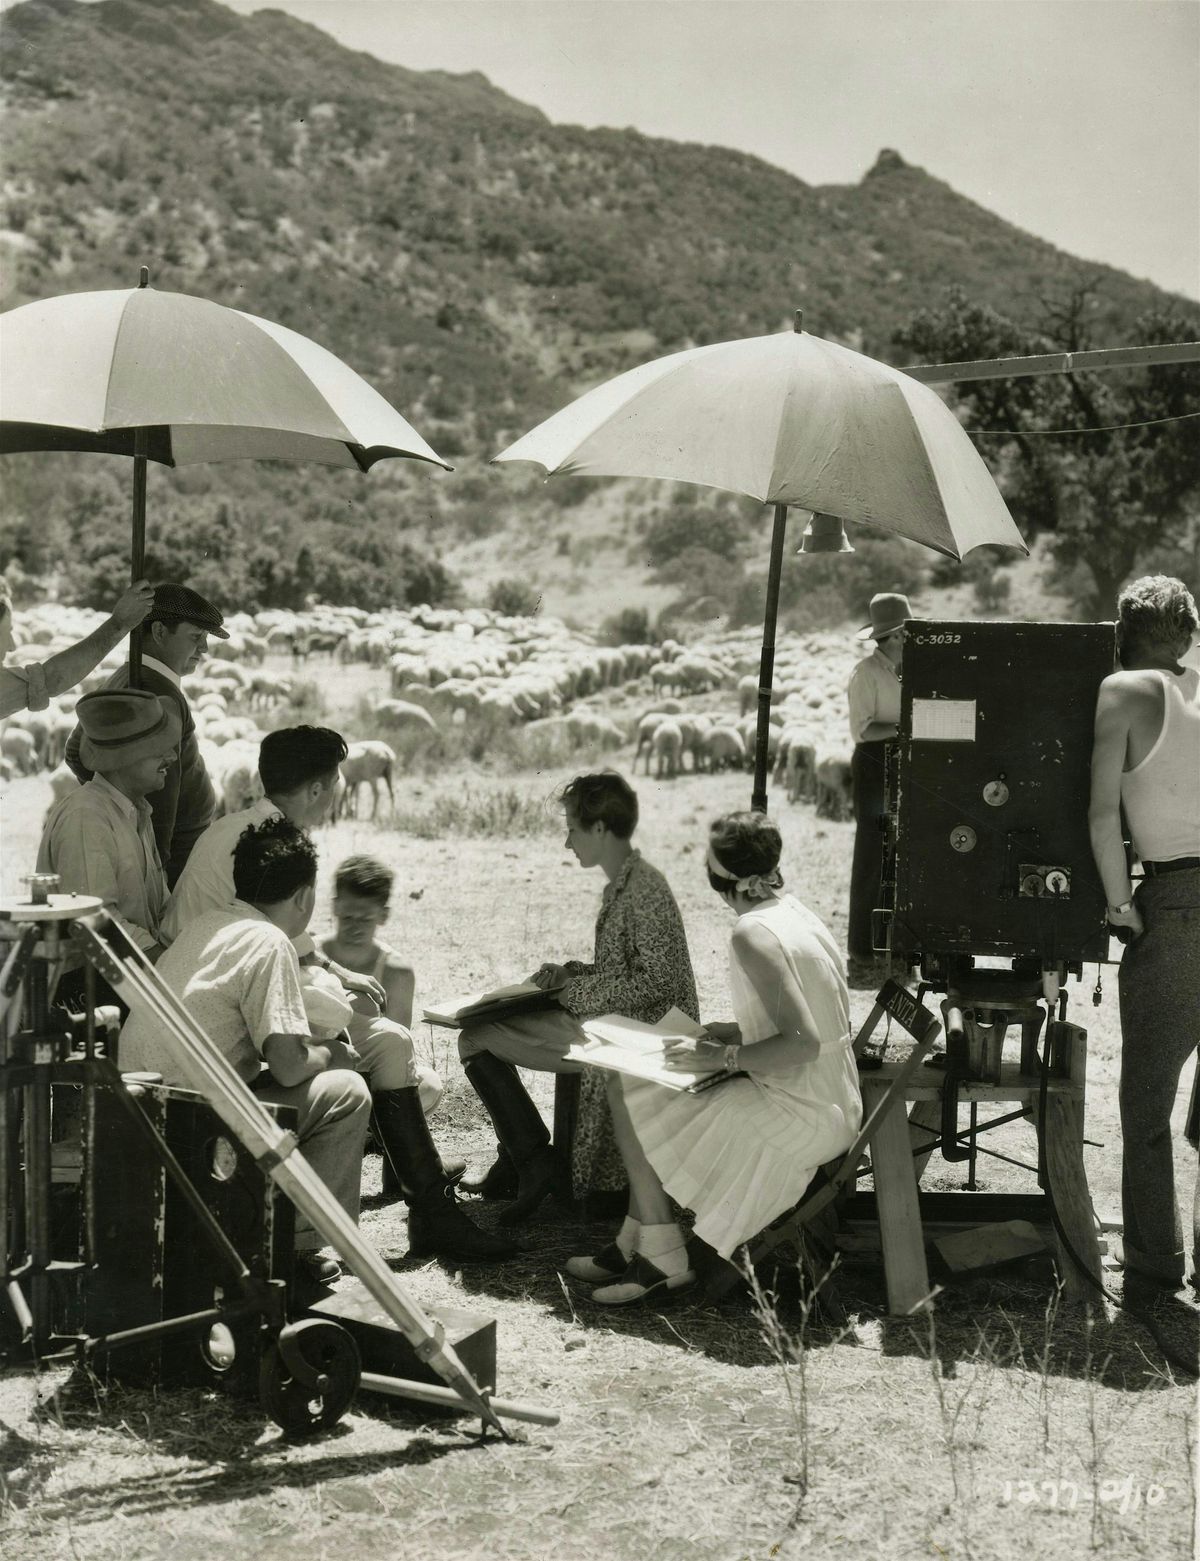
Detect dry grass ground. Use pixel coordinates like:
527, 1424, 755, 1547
1, 740, 1195, 1561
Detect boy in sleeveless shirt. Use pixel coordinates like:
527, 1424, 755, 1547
1089, 575, 1200, 1313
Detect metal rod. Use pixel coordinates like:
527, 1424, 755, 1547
87, 1297, 274, 1358
905, 340, 1200, 385
129, 430, 148, 690
360, 1372, 560, 1427
751, 502, 788, 812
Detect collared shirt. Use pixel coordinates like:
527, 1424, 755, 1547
0, 659, 49, 719
140, 654, 181, 689
559, 850, 699, 1025
161, 797, 317, 959
162, 797, 282, 943
120, 901, 310, 1084
37, 774, 168, 954
847, 649, 901, 744
64, 659, 215, 887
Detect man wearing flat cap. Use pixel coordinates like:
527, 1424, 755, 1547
845, 592, 912, 984
38, 688, 181, 1011
65, 583, 223, 887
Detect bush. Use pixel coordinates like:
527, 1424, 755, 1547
600, 605, 658, 647
392, 784, 557, 839
488, 577, 542, 616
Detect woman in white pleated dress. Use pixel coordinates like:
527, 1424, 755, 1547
567, 810, 863, 1305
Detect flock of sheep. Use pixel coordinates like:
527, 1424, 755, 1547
1, 600, 865, 825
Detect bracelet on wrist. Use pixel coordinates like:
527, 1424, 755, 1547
723, 1043, 740, 1073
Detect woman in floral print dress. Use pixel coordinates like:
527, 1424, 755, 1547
458, 771, 698, 1225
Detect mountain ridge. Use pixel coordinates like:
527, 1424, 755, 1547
1, 0, 1195, 622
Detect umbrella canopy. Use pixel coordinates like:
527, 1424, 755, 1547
0, 283, 449, 473
495, 318, 1027, 809
0, 277, 449, 683
495, 324, 1025, 560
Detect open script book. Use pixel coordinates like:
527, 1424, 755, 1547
422, 980, 564, 1029
567, 1008, 747, 1095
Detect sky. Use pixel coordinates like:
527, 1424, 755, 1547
219, 0, 1200, 303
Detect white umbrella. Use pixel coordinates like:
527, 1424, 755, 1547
0, 273, 450, 679
495, 315, 1028, 804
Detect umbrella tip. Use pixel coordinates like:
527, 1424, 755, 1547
138, 266, 150, 289
793, 310, 803, 334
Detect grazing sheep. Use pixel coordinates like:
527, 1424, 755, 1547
785, 736, 817, 804
0, 726, 38, 776
6, 710, 53, 769
373, 699, 439, 735
737, 673, 759, 717
220, 748, 265, 817
43, 762, 80, 822
702, 725, 747, 773
815, 753, 854, 821
340, 740, 397, 820
634, 712, 668, 773
651, 720, 683, 780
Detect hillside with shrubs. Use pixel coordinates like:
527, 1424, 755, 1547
1, 0, 1197, 630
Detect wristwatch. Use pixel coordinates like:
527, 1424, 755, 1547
1108, 900, 1134, 917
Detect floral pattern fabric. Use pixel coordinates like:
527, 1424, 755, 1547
559, 851, 698, 1195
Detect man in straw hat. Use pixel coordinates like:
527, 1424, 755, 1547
38, 687, 181, 1013
845, 592, 912, 986
65, 582, 225, 888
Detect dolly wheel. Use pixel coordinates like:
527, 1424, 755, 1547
259, 1319, 361, 1437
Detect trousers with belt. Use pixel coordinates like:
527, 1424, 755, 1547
1117, 865, 1200, 1286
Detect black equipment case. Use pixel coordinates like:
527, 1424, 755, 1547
889, 620, 1115, 966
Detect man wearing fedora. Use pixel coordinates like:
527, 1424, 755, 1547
65, 583, 222, 889
845, 592, 912, 985
38, 688, 181, 1012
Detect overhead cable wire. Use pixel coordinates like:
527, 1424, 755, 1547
964, 410, 1200, 437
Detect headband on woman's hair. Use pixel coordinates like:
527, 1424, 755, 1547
706, 843, 783, 900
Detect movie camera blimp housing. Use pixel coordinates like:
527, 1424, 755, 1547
883, 619, 1115, 977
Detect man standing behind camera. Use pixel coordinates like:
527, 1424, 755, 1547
1089, 575, 1200, 1313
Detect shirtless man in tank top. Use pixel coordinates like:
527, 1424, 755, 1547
1089, 575, 1200, 1321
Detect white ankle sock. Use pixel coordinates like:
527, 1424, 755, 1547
616, 1215, 641, 1258
637, 1222, 690, 1275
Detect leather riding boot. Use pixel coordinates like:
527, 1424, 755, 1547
381, 1146, 465, 1201
459, 1141, 520, 1200
371, 1087, 517, 1261
463, 1054, 567, 1225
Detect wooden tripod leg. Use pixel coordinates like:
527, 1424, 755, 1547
907, 1098, 942, 1182
865, 1079, 933, 1315
1043, 1090, 1103, 1303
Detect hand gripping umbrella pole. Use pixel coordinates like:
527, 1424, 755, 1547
74, 910, 557, 1435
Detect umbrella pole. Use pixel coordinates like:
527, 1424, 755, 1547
751, 502, 788, 813
128, 431, 147, 689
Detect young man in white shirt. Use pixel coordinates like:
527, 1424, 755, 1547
165, 726, 514, 1263
121, 816, 372, 1290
